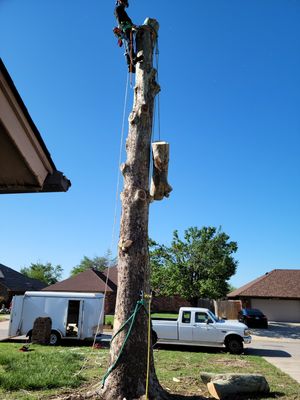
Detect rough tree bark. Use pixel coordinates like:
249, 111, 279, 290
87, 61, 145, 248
100, 21, 169, 400
150, 141, 172, 201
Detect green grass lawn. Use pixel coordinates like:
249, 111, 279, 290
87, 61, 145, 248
0, 342, 299, 399
151, 313, 178, 319
104, 314, 114, 327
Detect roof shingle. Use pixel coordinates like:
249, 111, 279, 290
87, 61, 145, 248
43, 266, 118, 293
0, 263, 46, 291
228, 269, 300, 299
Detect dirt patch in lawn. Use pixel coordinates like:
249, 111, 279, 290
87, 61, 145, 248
213, 358, 251, 368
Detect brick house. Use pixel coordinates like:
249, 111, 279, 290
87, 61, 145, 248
228, 269, 300, 322
0, 263, 46, 306
43, 267, 118, 315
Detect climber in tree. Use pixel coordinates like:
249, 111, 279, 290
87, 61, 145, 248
114, 0, 142, 73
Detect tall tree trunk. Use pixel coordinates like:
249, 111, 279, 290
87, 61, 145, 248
100, 22, 169, 400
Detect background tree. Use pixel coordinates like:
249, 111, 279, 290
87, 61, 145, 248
228, 284, 237, 293
70, 253, 116, 276
20, 262, 62, 285
150, 226, 238, 306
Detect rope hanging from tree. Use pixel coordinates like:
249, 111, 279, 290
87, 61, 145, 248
101, 296, 148, 388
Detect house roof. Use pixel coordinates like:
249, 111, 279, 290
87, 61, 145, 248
43, 266, 118, 293
0, 58, 71, 194
0, 263, 47, 292
228, 269, 300, 300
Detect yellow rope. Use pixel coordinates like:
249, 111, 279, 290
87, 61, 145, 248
145, 293, 152, 399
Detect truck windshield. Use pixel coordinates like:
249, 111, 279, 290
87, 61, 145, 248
207, 310, 219, 322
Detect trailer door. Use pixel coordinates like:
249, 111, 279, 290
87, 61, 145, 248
78, 300, 84, 339
65, 300, 84, 339
8, 296, 24, 336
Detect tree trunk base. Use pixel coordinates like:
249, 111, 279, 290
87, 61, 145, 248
51, 391, 173, 400
50, 385, 206, 400
99, 381, 172, 400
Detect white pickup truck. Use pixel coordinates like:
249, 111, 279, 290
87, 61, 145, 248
152, 307, 251, 354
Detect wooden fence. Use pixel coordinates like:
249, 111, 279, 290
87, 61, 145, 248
214, 300, 242, 320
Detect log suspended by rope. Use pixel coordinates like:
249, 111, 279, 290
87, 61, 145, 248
200, 372, 270, 400
150, 141, 172, 201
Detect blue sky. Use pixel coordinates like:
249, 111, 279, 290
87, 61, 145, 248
1, 0, 299, 287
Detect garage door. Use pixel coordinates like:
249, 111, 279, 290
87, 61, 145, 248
251, 299, 300, 322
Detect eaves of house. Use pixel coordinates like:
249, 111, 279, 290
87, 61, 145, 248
0, 58, 71, 194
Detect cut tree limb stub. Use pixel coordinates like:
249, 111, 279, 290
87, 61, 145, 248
150, 141, 172, 201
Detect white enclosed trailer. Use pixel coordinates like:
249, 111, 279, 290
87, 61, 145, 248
9, 291, 104, 344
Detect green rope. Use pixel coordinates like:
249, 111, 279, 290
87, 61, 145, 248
101, 299, 147, 387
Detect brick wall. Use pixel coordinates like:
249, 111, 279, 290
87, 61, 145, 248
151, 296, 192, 313
104, 293, 216, 315
0, 284, 8, 305
105, 292, 117, 315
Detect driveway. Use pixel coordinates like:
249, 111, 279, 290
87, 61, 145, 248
246, 322, 300, 383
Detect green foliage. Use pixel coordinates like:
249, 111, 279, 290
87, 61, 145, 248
228, 283, 237, 293
104, 314, 114, 326
70, 253, 116, 276
150, 226, 238, 304
20, 262, 62, 285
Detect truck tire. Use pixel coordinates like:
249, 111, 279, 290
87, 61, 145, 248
49, 331, 61, 346
225, 337, 243, 354
152, 330, 158, 345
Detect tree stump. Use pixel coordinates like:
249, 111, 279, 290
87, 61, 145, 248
200, 372, 270, 400
32, 317, 52, 345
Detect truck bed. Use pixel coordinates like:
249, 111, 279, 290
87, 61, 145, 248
152, 319, 178, 340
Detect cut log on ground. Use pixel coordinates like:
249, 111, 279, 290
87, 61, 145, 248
200, 372, 270, 400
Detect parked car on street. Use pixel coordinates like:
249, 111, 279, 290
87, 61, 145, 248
238, 308, 268, 328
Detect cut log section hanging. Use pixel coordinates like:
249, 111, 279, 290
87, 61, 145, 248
200, 372, 270, 400
150, 141, 172, 201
